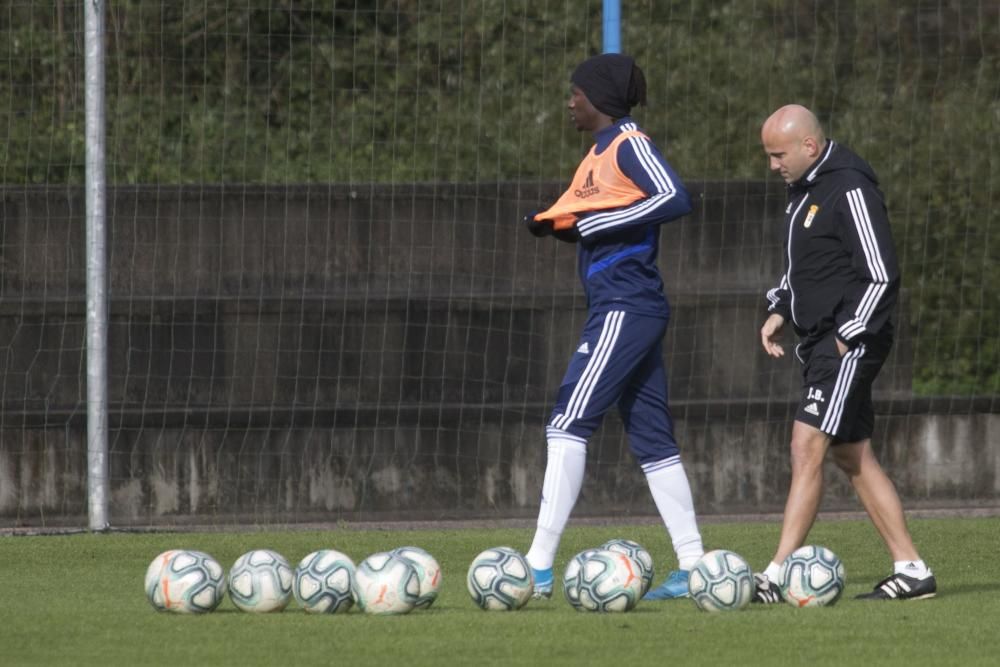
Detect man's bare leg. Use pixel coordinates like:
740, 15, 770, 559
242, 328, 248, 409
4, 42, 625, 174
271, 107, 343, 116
752, 420, 832, 602
830, 439, 919, 562
772, 420, 833, 565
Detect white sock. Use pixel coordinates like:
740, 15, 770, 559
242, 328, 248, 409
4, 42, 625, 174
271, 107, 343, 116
764, 561, 782, 583
895, 559, 931, 579
643, 457, 704, 571
525, 429, 587, 571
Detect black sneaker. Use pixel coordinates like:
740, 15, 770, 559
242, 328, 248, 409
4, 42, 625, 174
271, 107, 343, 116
751, 573, 784, 604
855, 572, 937, 600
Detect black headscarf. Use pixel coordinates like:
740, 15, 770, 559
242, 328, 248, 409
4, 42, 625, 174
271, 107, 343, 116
570, 53, 647, 119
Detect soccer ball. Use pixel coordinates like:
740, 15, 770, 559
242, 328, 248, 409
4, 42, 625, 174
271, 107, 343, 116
601, 538, 655, 596
574, 549, 643, 612
229, 549, 294, 613
145, 550, 226, 614
293, 549, 356, 614
144, 549, 182, 603
353, 552, 421, 615
688, 549, 754, 612
391, 546, 442, 609
562, 548, 598, 610
466, 547, 534, 611
780, 545, 846, 608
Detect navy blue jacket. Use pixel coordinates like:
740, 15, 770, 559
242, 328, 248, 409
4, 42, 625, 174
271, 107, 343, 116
574, 118, 692, 317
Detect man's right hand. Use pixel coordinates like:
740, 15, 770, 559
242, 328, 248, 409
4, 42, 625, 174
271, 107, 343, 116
760, 313, 786, 358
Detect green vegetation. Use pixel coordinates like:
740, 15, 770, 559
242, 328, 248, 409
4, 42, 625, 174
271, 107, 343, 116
1, 1, 996, 393
1, 518, 998, 666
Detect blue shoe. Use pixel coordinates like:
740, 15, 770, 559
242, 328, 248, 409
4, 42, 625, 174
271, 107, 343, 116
643, 569, 690, 600
532, 567, 553, 599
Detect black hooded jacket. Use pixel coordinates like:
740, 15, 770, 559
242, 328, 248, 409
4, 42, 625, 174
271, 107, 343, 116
766, 141, 900, 358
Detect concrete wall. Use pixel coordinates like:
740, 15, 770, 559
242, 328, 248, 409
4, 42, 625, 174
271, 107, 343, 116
0, 183, 994, 527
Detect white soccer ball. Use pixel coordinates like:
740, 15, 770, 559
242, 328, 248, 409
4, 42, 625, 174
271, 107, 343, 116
391, 546, 442, 609
563, 548, 599, 610
228, 549, 294, 613
466, 547, 533, 611
353, 552, 421, 615
780, 545, 846, 608
688, 549, 754, 612
144, 549, 182, 601
293, 549, 356, 614
145, 550, 226, 614
601, 538, 655, 596
574, 549, 643, 613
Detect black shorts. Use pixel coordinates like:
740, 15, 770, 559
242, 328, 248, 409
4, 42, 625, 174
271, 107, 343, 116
794, 332, 891, 443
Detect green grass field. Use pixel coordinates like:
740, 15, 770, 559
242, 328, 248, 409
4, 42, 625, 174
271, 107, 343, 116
2, 517, 998, 666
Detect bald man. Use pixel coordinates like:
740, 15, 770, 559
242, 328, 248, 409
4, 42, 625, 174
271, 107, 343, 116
754, 104, 936, 602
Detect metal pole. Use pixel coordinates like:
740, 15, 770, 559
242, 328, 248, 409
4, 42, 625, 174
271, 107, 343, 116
84, 0, 109, 531
602, 0, 621, 54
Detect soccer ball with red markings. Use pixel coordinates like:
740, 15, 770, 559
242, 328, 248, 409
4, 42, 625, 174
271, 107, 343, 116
573, 549, 643, 612
229, 549, 294, 613
145, 549, 226, 614
466, 547, 534, 611
353, 552, 421, 615
779, 545, 846, 608
391, 546, 442, 609
145, 549, 183, 607
689, 549, 754, 612
601, 538, 655, 597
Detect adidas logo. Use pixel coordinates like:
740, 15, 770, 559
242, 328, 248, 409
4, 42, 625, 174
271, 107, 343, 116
804, 402, 820, 416
577, 341, 590, 355
573, 169, 600, 198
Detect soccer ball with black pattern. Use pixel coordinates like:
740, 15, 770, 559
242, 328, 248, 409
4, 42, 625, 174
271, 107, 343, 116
391, 546, 442, 609
562, 548, 599, 610
466, 547, 533, 611
688, 549, 754, 612
601, 538, 655, 597
145, 549, 226, 614
779, 545, 846, 608
353, 551, 422, 615
293, 549, 356, 614
229, 549, 294, 613
574, 549, 643, 613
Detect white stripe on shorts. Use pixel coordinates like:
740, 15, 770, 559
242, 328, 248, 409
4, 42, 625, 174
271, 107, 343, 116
820, 343, 866, 435
551, 310, 625, 430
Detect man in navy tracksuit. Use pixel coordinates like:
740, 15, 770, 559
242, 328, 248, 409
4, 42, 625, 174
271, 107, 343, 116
754, 104, 936, 603
522, 53, 704, 601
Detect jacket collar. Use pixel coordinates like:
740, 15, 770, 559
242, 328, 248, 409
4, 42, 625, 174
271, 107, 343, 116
790, 140, 836, 195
